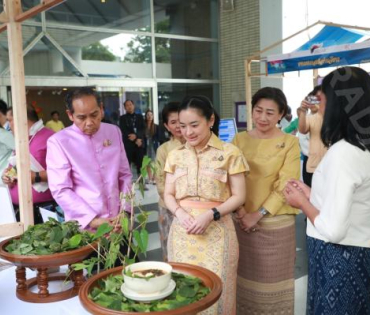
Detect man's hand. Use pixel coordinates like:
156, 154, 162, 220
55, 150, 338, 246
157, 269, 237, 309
186, 210, 213, 235
2, 167, 17, 188
135, 139, 143, 147
128, 134, 137, 141
89, 217, 114, 229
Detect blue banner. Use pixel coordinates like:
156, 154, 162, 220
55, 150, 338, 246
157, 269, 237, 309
267, 46, 370, 74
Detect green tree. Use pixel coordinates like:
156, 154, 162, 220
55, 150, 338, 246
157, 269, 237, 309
82, 42, 117, 61
124, 20, 171, 63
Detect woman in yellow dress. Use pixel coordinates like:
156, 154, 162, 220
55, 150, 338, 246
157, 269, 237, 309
232, 87, 300, 314
155, 102, 185, 261
164, 96, 248, 314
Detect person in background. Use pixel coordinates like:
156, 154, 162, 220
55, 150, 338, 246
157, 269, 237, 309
284, 66, 370, 314
232, 87, 300, 314
47, 88, 132, 230
155, 102, 185, 261
0, 99, 10, 131
45, 110, 65, 132
119, 100, 145, 177
283, 107, 299, 134
144, 109, 159, 183
298, 85, 326, 187
164, 96, 248, 314
2, 107, 55, 224
0, 100, 14, 183
279, 105, 292, 129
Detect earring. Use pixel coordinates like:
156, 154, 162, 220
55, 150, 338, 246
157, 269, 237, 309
210, 125, 213, 129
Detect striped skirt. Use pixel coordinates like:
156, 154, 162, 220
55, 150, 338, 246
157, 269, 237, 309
158, 205, 174, 262
307, 236, 370, 315
235, 214, 296, 314
168, 200, 239, 315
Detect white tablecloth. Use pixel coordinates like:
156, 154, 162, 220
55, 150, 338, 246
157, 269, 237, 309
0, 266, 90, 315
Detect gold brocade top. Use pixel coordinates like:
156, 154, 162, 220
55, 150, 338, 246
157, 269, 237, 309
155, 137, 183, 207
164, 133, 249, 202
232, 132, 300, 216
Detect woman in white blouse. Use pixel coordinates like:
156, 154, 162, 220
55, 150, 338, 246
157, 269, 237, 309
284, 66, 370, 315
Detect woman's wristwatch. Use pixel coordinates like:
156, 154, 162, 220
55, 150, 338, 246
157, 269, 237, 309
258, 207, 269, 216
35, 172, 41, 183
211, 208, 221, 221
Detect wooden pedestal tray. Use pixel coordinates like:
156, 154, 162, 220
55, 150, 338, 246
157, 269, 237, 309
0, 237, 96, 303
79, 262, 223, 315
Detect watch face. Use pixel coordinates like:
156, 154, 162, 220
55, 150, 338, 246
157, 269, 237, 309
213, 211, 221, 221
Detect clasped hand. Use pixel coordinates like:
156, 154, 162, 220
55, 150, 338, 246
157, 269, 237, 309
235, 206, 261, 233
175, 208, 213, 235
283, 179, 311, 208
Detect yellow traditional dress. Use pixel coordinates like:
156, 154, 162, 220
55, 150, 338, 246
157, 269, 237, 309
165, 133, 249, 315
232, 132, 300, 315
155, 137, 183, 261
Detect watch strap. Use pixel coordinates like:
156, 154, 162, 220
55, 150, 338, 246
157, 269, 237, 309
35, 172, 41, 183
258, 207, 269, 216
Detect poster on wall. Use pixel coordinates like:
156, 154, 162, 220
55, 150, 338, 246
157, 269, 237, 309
235, 101, 247, 129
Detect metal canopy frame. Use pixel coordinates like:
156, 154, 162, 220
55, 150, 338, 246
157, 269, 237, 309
244, 20, 370, 131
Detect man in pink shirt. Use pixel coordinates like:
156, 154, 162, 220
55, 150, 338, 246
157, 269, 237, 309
2, 107, 55, 224
46, 88, 132, 230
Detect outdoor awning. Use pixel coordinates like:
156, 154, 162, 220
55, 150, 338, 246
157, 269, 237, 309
267, 25, 370, 74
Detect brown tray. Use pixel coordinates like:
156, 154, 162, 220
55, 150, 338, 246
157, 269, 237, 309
79, 262, 223, 315
0, 236, 96, 303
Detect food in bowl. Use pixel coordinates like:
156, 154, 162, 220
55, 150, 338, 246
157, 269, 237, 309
123, 261, 172, 294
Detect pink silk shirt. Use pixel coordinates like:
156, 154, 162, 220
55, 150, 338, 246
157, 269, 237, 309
10, 127, 54, 205
46, 123, 132, 229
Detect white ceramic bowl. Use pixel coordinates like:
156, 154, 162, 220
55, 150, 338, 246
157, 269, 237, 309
123, 261, 172, 294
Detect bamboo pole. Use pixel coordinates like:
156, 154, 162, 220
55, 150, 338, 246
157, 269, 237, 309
5, 0, 33, 229
245, 59, 252, 131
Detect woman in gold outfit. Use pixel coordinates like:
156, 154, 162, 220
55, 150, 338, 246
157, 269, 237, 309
232, 87, 300, 314
155, 102, 184, 261
164, 96, 248, 315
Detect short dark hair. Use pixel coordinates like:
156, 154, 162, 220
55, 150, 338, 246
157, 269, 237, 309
308, 85, 322, 97
27, 106, 39, 122
124, 99, 134, 107
252, 87, 288, 116
179, 95, 220, 136
161, 102, 180, 125
51, 110, 60, 116
65, 87, 100, 113
321, 66, 370, 151
0, 99, 8, 116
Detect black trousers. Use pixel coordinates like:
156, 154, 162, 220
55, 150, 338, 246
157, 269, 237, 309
14, 200, 59, 225
124, 142, 144, 174
302, 155, 313, 187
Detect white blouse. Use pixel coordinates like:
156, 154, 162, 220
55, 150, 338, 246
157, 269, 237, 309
307, 139, 370, 248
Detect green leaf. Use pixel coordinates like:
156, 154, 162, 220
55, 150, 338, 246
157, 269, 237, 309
140, 229, 149, 255
133, 230, 144, 253
68, 234, 82, 248
93, 223, 113, 240
178, 286, 197, 298
120, 217, 129, 238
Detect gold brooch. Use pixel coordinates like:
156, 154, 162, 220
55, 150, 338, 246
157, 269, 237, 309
218, 156, 224, 161
103, 139, 112, 147
276, 143, 285, 149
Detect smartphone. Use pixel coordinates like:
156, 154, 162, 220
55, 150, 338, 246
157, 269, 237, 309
306, 96, 320, 105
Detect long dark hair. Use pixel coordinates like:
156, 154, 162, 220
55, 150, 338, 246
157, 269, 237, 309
145, 109, 156, 137
321, 67, 370, 150
321, 66, 370, 151
179, 95, 220, 136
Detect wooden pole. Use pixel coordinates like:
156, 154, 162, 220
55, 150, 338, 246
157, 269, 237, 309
245, 59, 252, 131
5, 0, 33, 229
